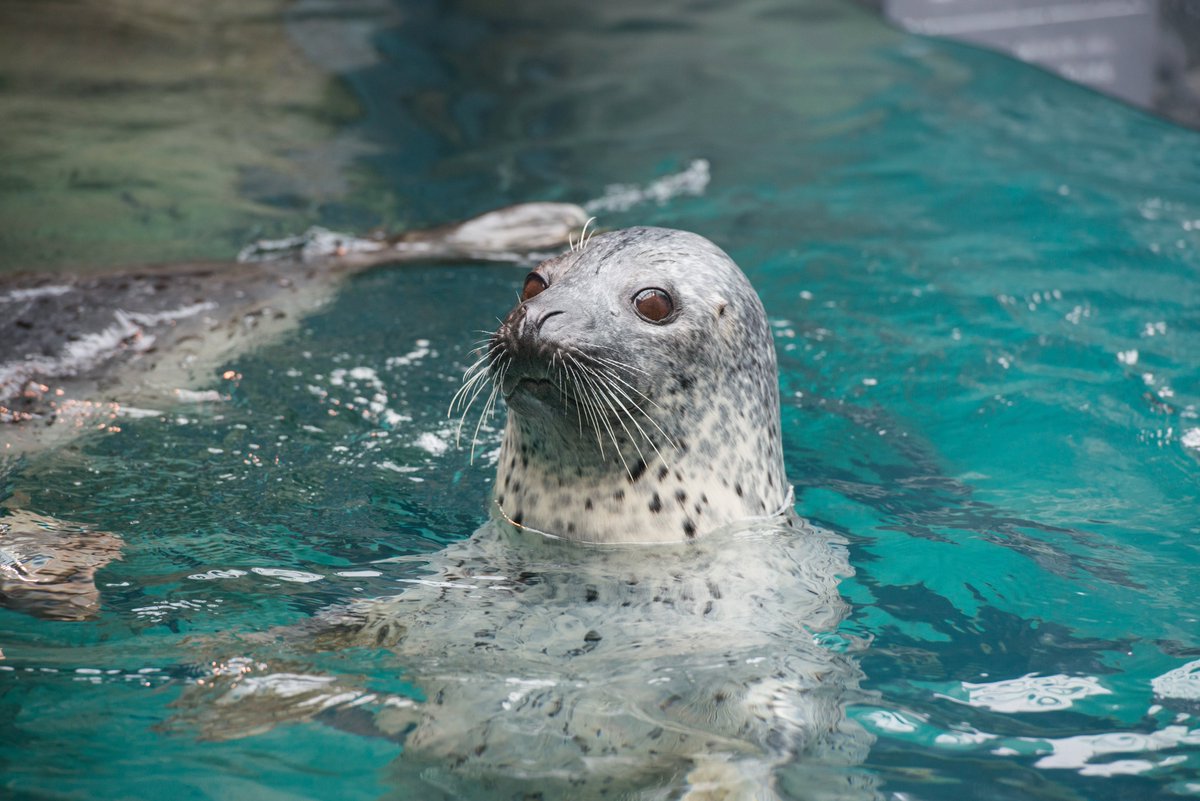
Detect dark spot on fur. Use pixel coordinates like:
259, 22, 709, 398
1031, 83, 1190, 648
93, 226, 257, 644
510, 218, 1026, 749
628, 459, 646, 483
658, 466, 670, 481
649, 493, 662, 513
585, 498, 593, 510
512, 511, 524, 526
675, 489, 687, 506
683, 520, 696, 538
735, 483, 744, 497
613, 488, 625, 501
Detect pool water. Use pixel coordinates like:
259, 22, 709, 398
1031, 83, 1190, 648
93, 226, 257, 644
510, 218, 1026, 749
3, 1, 1200, 799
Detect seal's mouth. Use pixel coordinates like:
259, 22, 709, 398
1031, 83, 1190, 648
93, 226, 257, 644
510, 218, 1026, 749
507, 376, 559, 402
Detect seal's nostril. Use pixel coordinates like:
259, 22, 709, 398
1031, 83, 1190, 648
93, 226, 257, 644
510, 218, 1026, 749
517, 308, 564, 342
535, 310, 565, 333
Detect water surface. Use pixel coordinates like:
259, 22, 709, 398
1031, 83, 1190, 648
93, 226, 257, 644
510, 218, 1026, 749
3, 1, 1200, 799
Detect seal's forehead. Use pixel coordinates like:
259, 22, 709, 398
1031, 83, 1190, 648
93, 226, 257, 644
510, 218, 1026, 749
547, 227, 737, 283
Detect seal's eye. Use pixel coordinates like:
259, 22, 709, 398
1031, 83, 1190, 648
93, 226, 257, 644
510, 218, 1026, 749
633, 288, 674, 323
522, 272, 548, 302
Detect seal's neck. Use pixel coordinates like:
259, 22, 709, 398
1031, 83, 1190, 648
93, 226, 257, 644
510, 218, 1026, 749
493, 400, 788, 545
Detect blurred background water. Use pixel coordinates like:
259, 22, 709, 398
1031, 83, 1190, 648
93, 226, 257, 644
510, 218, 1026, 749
2, 0, 1199, 799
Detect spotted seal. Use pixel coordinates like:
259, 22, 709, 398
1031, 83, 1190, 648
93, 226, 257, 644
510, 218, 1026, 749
458, 226, 790, 544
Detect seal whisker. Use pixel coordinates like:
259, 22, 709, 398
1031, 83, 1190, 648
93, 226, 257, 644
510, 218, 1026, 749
565, 343, 650, 377
571, 362, 631, 470
588, 366, 673, 472
581, 216, 598, 249
449, 364, 489, 420
566, 358, 611, 456
451, 372, 493, 442
559, 362, 600, 453
574, 364, 645, 478
554, 354, 585, 434
449, 344, 502, 416
452, 368, 497, 446
589, 361, 668, 415
591, 366, 679, 457
468, 360, 509, 462
587, 354, 650, 378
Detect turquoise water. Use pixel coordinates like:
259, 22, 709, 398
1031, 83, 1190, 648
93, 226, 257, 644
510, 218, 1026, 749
4, 1, 1200, 799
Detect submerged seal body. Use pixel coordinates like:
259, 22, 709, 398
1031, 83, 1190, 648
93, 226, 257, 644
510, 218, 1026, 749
477, 227, 788, 544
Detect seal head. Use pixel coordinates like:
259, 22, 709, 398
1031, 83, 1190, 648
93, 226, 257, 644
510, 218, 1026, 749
479, 226, 787, 544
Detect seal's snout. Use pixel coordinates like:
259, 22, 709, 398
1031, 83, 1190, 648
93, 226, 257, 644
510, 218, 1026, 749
491, 301, 566, 403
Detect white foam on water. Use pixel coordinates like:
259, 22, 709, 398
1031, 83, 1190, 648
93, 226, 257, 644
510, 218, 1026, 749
250, 567, 324, 583
385, 339, 432, 368
188, 569, 250, 581
584, 159, 711, 214
415, 432, 449, 455
377, 460, 419, 473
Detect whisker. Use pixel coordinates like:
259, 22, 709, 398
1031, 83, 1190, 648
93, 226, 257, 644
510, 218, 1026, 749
566, 359, 608, 455
591, 368, 675, 467
574, 366, 641, 476
568, 361, 618, 459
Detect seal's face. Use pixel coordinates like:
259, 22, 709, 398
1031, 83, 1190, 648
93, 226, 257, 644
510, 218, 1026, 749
474, 227, 787, 544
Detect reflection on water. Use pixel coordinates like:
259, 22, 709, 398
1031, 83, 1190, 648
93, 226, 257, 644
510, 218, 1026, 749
0, 0, 368, 272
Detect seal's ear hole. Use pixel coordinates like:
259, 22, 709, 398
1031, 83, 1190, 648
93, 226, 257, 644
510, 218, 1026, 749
633, 288, 674, 323
522, 272, 548, 302
717, 302, 727, 318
